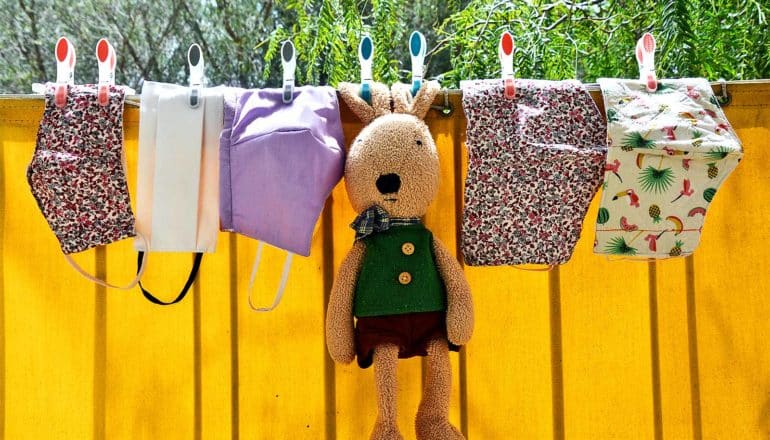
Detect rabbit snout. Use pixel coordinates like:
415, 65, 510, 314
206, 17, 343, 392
375, 173, 401, 195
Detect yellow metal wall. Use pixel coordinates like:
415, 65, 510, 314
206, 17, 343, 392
0, 82, 768, 439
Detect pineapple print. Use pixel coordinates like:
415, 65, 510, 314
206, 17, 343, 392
691, 130, 703, 148
649, 205, 662, 223
707, 162, 719, 179
669, 240, 684, 257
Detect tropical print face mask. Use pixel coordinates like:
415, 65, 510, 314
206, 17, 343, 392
594, 78, 742, 258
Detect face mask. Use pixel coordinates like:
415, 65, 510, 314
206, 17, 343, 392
27, 83, 147, 288
219, 86, 346, 311
460, 79, 608, 268
594, 78, 742, 258
133, 81, 224, 304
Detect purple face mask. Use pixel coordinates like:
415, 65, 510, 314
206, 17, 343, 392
219, 86, 346, 257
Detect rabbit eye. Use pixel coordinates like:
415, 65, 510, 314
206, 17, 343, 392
416, 139, 423, 146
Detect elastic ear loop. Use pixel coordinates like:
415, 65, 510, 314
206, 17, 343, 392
512, 264, 555, 272
604, 255, 687, 262
64, 233, 149, 290
136, 252, 203, 305
247, 241, 294, 312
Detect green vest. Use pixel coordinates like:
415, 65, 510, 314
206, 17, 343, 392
353, 224, 447, 317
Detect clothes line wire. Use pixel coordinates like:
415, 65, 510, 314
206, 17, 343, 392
0, 79, 756, 107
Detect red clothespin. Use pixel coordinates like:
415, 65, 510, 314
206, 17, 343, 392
95, 38, 116, 106
499, 31, 515, 99
54, 37, 76, 108
636, 32, 657, 92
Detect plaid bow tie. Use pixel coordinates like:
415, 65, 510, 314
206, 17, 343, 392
350, 205, 420, 240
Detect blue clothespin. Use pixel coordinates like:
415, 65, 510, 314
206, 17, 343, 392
409, 31, 426, 96
359, 34, 374, 104
187, 44, 205, 108
281, 40, 296, 104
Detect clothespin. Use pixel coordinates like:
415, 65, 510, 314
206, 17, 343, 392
499, 31, 515, 99
409, 31, 426, 97
187, 43, 204, 108
636, 32, 657, 92
53, 37, 76, 108
359, 34, 374, 104
95, 38, 116, 106
281, 40, 296, 104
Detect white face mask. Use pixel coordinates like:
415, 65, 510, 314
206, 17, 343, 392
133, 81, 224, 304
136, 81, 223, 254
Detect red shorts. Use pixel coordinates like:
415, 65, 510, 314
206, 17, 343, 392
354, 311, 460, 369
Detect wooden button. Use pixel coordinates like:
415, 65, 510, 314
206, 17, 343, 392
398, 272, 412, 285
401, 242, 415, 255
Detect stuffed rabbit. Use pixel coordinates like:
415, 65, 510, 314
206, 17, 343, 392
326, 80, 474, 440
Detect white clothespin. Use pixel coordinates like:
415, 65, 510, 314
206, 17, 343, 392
409, 31, 426, 96
499, 31, 515, 99
187, 44, 205, 108
359, 34, 374, 104
281, 40, 296, 104
95, 38, 116, 106
636, 32, 657, 92
48, 37, 76, 107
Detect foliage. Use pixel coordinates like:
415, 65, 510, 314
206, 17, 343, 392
0, 0, 768, 93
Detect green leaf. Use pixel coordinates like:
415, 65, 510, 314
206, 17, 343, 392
604, 236, 638, 255
638, 166, 676, 193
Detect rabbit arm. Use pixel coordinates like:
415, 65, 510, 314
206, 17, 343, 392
432, 237, 474, 346
325, 240, 366, 364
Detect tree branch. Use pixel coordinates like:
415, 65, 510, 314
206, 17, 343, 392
18, 0, 47, 80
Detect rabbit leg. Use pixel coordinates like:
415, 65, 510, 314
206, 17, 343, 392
415, 338, 464, 440
370, 343, 403, 440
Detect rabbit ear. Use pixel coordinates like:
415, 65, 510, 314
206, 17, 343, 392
390, 80, 440, 119
338, 82, 391, 124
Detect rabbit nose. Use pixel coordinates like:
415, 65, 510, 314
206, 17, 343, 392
376, 173, 401, 194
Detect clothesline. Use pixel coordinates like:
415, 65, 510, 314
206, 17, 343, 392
0, 78, 753, 108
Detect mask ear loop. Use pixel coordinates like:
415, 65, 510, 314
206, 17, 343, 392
64, 233, 149, 289
246, 242, 294, 312
512, 264, 555, 272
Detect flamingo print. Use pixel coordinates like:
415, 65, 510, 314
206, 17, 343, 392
682, 158, 691, 170
661, 126, 677, 140
663, 146, 687, 156
605, 159, 622, 182
671, 178, 694, 202
613, 189, 640, 208
645, 231, 667, 252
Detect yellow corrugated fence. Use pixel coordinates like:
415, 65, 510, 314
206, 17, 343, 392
0, 81, 768, 439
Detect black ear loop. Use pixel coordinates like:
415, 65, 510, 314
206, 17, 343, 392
136, 252, 203, 305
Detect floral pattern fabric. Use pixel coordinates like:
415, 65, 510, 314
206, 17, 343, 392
594, 78, 742, 258
460, 79, 607, 266
27, 84, 136, 254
